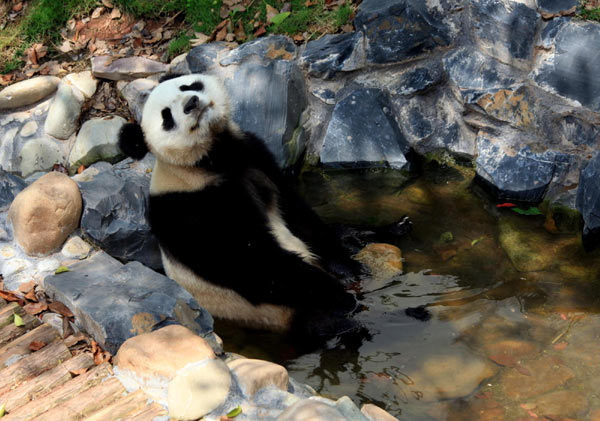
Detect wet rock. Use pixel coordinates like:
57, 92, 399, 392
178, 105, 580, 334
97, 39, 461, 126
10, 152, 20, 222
0, 170, 27, 211
168, 358, 231, 420
65, 71, 98, 98
361, 404, 399, 421
61, 236, 92, 260
221, 35, 297, 66
320, 88, 411, 170
576, 153, 600, 250
115, 325, 215, 402
501, 355, 575, 400
224, 60, 307, 168
402, 348, 499, 402
466, 85, 536, 130
470, 0, 539, 66
355, 243, 403, 285
527, 390, 588, 419
444, 48, 521, 92
120, 78, 158, 123
91, 56, 168, 81
335, 396, 368, 421
0, 76, 60, 110
43, 251, 215, 355
278, 398, 347, 421
186, 42, 230, 73
483, 339, 540, 365
532, 20, 600, 113
227, 358, 288, 398
355, 0, 454, 64
475, 133, 556, 202
68, 116, 126, 173
44, 81, 85, 140
253, 387, 301, 411
300, 32, 365, 79
77, 165, 161, 269
538, 0, 578, 17
19, 137, 67, 178
8, 172, 82, 256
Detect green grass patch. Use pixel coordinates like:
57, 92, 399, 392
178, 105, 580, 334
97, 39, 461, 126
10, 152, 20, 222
24, 0, 97, 43
579, 1, 600, 21
167, 33, 192, 60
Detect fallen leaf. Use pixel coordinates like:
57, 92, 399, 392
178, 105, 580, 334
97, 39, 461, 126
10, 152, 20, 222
29, 341, 47, 351
341, 23, 354, 32
215, 25, 228, 41
305, 0, 317, 5
25, 289, 37, 302
293, 33, 304, 42
14, 313, 25, 327
70, 367, 89, 376
254, 25, 266, 37
496, 203, 517, 208
560, 313, 567, 320
77, 165, 85, 174
553, 341, 568, 350
62, 316, 74, 338
0, 403, 4, 417
527, 410, 538, 418
0, 290, 25, 304
234, 20, 246, 41
13, 3, 23, 12
266, 4, 279, 23
91, 7, 105, 19
110, 8, 121, 19
91, 340, 98, 355
511, 207, 542, 216
489, 353, 517, 367
23, 302, 48, 315
17, 281, 35, 293
515, 365, 532, 376
270, 12, 291, 25
226, 406, 242, 418
102, 0, 114, 7
520, 403, 537, 410
55, 266, 70, 274
190, 33, 210, 46
49, 301, 74, 318
471, 236, 485, 246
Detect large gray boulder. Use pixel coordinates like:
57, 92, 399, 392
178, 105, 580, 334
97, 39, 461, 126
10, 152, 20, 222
300, 32, 365, 79
76, 161, 162, 270
576, 154, 600, 250
320, 88, 412, 170
43, 252, 215, 354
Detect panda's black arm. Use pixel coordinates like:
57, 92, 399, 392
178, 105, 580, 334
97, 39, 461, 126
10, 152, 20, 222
149, 186, 355, 311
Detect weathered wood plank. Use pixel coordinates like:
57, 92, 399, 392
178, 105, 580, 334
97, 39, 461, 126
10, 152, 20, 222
33, 377, 125, 421
123, 402, 169, 420
0, 302, 21, 328
0, 341, 71, 395
0, 313, 40, 347
0, 324, 60, 367
3, 363, 113, 421
1, 352, 94, 413
83, 389, 151, 421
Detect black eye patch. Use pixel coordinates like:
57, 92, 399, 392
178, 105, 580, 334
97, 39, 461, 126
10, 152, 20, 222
162, 107, 176, 131
179, 81, 204, 92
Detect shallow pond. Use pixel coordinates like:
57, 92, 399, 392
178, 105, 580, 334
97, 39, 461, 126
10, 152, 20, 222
216, 162, 600, 420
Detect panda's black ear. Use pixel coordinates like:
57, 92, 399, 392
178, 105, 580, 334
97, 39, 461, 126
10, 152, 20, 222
159, 73, 184, 83
118, 122, 148, 160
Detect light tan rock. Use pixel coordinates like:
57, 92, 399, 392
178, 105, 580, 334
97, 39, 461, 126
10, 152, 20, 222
277, 398, 347, 421
0, 76, 60, 110
8, 172, 82, 256
65, 71, 98, 98
168, 358, 231, 420
227, 358, 288, 398
114, 325, 215, 379
361, 404, 399, 421
61, 236, 92, 259
355, 243, 403, 281
92, 56, 168, 81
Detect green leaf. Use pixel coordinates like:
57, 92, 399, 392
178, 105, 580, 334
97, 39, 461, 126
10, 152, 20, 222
55, 266, 70, 274
471, 236, 485, 247
271, 12, 290, 25
14, 313, 24, 327
511, 207, 542, 216
439, 231, 453, 243
226, 405, 242, 418
0, 402, 5, 417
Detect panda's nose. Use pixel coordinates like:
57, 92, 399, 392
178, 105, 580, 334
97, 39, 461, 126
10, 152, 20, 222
184, 96, 200, 114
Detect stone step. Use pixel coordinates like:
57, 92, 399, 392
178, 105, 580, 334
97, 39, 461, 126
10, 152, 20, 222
33, 377, 126, 421
3, 362, 113, 420
82, 389, 150, 421
1, 352, 94, 414
0, 323, 60, 367
0, 312, 40, 347
0, 341, 71, 395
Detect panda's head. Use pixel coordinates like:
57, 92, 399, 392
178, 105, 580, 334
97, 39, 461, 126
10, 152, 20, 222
119, 73, 231, 166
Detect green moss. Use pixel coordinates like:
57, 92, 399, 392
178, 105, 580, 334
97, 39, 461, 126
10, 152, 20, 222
167, 33, 191, 60
579, 2, 600, 21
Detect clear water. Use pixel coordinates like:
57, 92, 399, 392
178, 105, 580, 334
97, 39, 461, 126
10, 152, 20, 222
216, 163, 600, 420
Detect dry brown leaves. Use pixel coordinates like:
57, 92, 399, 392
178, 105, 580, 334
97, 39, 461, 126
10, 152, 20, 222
48, 301, 74, 318
91, 340, 112, 365
29, 340, 47, 351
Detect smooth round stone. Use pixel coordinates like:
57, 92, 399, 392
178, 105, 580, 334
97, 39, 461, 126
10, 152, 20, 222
19, 138, 66, 178
0, 76, 60, 110
44, 81, 84, 140
1, 245, 16, 259
65, 71, 98, 98
2, 259, 31, 277
37, 258, 60, 272
167, 358, 231, 420
20, 121, 38, 137
61, 236, 92, 260
68, 116, 126, 173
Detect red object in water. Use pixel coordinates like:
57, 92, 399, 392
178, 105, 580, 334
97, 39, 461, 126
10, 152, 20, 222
496, 203, 517, 208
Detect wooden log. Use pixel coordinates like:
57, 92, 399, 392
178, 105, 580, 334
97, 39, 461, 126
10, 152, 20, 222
123, 402, 169, 420
0, 302, 21, 328
1, 352, 94, 413
3, 363, 113, 421
83, 389, 150, 421
0, 341, 71, 395
33, 377, 126, 421
0, 324, 60, 367
0, 313, 40, 347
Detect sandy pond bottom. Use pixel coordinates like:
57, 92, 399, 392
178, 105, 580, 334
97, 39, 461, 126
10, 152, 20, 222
216, 163, 600, 420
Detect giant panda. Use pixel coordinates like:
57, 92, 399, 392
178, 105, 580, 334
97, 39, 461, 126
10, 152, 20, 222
118, 73, 363, 339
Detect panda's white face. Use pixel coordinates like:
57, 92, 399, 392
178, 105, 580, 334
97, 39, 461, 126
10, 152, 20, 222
141, 74, 231, 166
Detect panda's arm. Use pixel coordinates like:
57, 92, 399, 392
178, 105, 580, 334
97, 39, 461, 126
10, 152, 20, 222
149, 185, 355, 311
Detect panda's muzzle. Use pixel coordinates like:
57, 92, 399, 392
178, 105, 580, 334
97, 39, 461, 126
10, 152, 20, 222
184, 95, 200, 114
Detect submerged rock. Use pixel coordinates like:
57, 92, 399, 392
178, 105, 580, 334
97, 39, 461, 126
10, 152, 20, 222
320, 88, 411, 170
